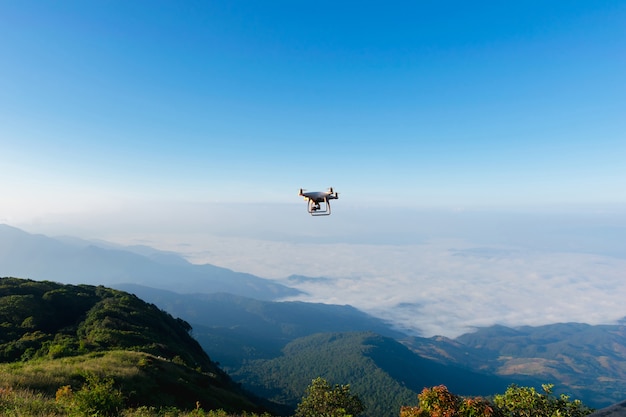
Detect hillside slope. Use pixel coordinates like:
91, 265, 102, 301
233, 331, 514, 417
404, 322, 626, 407
0, 277, 267, 413
117, 284, 405, 367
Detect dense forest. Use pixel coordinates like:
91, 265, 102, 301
232, 332, 515, 417
0, 277, 269, 414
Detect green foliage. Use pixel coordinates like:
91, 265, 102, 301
493, 384, 593, 417
234, 332, 416, 417
400, 384, 593, 417
0, 278, 211, 369
295, 377, 365, 417
0, 278, 268, 415
0, 348, 266, 413
1, 384, 272, 417
400, 385, 499, 417
0, 278, 598, 417
56, 373, 125, 417
0, 386, 65, 416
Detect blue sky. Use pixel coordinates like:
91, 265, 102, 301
1, 0, 625, 215
2, 1, 626, 336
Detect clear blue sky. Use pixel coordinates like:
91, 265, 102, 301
1, 1, 625, 216
1, 1, 626, 337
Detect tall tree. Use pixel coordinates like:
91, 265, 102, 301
295, 377, 365, 417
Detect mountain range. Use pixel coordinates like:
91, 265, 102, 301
122, 284, 626, 411
404, 322, 626, 407
2, 224, 625, 414
0, 224, 297, 300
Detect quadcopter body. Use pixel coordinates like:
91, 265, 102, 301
298, 187, 338, 216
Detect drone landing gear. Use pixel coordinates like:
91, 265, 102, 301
308, 199, 331, 216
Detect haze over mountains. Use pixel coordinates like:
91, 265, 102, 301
4, 224, 626, 411
4, 221, 626, 338
0, 224, 298, 301
110, 283, 626, 409
4, 217, 626, 338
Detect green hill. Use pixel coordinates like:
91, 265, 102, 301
0, 277, 267, 414
116, 284, 532, 417
232, 331, 512, 417
115, 284, 404, 369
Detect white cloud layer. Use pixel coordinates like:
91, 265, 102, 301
13, 202, 626, 338
171, 237, 626, 337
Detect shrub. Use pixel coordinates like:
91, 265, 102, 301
56, 373, 125, 417
400, 384, 593, 417
399, 385, 498, 417
493, 384, 593, 417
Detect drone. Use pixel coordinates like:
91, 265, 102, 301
298, 187, 339, 216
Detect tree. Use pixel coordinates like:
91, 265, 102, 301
493, 384, 593, 417
295, 377, 365, 417
400, 385, 499, 417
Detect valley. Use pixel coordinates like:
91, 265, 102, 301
1, 225, 625, 416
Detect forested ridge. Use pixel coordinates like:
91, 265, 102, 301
0, 278, 203, 364
0, 277, 268, 414
124, 284, 623, 410
233, 331, 516, 417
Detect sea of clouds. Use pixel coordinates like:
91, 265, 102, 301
168, 235, 626, 338
73, 202, 625, 338
17, 202, 626, 338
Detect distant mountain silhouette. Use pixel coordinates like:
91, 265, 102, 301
0, 224, 299, 300
588, 400, 626, 417
404, 322, 626, 408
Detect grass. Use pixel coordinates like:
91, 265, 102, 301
0, 350, 144, 396
1, 381, 274, 417
0, 385, 273, 416
0, 351, 274, 416
0, 386, 65, 417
